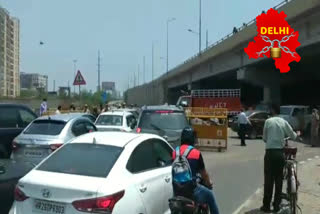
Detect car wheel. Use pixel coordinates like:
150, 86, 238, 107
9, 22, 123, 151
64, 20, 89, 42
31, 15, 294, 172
248, 129, 257, 139
0, 145, 8, 159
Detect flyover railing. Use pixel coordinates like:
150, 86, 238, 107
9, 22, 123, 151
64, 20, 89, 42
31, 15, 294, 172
164, 0, 294, 78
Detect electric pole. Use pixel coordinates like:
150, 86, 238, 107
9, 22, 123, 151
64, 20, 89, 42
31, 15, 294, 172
152, 43, 154, 81
97, 50, 101, 92
206, 30, 208, 49
73, 60, 77, 94
199, 0, 202, 54
137, 64, 140, 86
143, 56, 146, 84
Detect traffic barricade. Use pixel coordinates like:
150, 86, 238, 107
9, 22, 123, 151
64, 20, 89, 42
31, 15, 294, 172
186, 107, 228, 152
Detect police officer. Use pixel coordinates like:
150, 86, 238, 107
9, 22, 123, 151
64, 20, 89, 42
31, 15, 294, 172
261, 104, 301, 213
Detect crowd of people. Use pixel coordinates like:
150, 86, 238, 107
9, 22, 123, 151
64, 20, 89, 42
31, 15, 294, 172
39, 98, 136, 118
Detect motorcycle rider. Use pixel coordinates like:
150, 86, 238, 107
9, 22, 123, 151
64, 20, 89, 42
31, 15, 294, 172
172, 127, 220, 214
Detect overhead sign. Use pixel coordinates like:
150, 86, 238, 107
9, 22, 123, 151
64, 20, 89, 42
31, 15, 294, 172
73, 70, 86, 86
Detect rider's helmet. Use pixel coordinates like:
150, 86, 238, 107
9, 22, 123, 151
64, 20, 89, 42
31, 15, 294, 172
181, 127, 196, 146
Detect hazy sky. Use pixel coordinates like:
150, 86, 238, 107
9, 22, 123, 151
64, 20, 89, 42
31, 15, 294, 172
0, 0, 283, 93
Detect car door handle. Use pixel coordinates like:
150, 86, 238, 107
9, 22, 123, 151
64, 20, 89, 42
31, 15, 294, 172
165, 176, 171, 183
139, 185, 147, 193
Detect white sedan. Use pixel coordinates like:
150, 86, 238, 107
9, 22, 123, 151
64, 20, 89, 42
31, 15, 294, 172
11, 132, 174, 214
95, 111, 137, 132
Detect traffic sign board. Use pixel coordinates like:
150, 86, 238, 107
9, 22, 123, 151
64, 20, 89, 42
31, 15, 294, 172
101, 91, 107, 103
73, 70, 86, 85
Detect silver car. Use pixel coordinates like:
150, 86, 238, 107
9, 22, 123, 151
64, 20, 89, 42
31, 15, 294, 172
10, 114, 97, 165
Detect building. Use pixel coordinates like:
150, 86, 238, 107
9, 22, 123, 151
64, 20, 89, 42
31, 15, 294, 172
20, 72, 48, 92
0, 7, 20, 97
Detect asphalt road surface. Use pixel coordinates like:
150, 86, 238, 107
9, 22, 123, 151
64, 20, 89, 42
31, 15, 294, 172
203, 129, 320, 214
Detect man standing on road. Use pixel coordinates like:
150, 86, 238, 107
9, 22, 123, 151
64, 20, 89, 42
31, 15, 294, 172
261, 104, 301, 213
40, 98, 47, 116
237, 108, 251, 146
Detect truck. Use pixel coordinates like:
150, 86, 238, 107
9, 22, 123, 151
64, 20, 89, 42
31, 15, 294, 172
176, 89, 242, 118
279, 105, 312, 134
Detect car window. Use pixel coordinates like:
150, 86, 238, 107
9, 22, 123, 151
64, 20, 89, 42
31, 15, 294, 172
82, 115, 96, 123
280, 107, 291, 115
95, 115, 123, 126
84, 122, 96, 132
252, 113, 268, 120
292, 108, 302, 117
18, 109, 36, 127
24, 120, 66, 135
0, 107, 18, 128
126, 141, 157, 173
37, 143, 123, 178
72, 121, 90, 136
152, 139, 173, 167
126, 115, 136, 127
139, 111, 188, 130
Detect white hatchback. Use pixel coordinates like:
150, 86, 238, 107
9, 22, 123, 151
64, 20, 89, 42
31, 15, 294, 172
11, 132, 174, 214
95, 111, 137, 132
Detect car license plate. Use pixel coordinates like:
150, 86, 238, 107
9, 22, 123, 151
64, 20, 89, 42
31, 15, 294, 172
24, 150, 43, 158
33, 200, 66, 214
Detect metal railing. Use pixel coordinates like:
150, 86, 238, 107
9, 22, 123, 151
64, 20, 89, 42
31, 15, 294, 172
165, 0, 293, 78
191, 89, 241, 98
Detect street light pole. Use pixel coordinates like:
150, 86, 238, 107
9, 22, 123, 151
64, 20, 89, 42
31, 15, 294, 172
73, 59, 77, 95
166, 18, 176, 76
199, 0, 202, 54
206, 30, 208, 49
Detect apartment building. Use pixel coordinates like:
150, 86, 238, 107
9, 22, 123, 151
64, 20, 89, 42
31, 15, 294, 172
20, 72, 48, 92
0, 7, 20, 97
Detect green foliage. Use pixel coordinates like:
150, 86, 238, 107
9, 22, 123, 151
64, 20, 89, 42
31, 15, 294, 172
20, 89, 38, 98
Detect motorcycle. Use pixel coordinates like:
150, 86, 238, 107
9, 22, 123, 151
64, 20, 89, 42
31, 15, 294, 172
168, 174, 211, 214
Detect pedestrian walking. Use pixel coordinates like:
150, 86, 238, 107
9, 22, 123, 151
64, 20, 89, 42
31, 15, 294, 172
237, 108, 251, 146
40, 98, 48, 116
102, 104, 109, 113
70, 104, 76, 112
92, 106, 99, 118
260, 104, 301, 213
83, 104, 90, 114
311, 108, 319, 147
55, 105, 62, 114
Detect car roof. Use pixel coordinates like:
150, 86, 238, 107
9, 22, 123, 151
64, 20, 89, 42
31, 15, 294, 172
36, 113, 85, 122
114, 108, 137, 112
100, 111, 132, 116
70, 132, 144, 147
141, 105, 183, 111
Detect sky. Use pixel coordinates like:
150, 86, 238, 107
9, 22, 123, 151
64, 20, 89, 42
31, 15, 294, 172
0, 0, 283, 93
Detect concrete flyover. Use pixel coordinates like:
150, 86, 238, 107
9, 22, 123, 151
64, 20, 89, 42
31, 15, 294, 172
125, 0, 320, 106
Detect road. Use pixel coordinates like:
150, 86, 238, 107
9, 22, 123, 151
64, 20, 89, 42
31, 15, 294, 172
203, 129, 320, 214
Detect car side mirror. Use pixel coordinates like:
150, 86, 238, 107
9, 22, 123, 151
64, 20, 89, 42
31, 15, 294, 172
0, 164, 6, 175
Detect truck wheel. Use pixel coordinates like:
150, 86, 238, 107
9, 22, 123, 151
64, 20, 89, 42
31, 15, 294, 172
0, 145, 8, 159
248, 129, 257, 139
